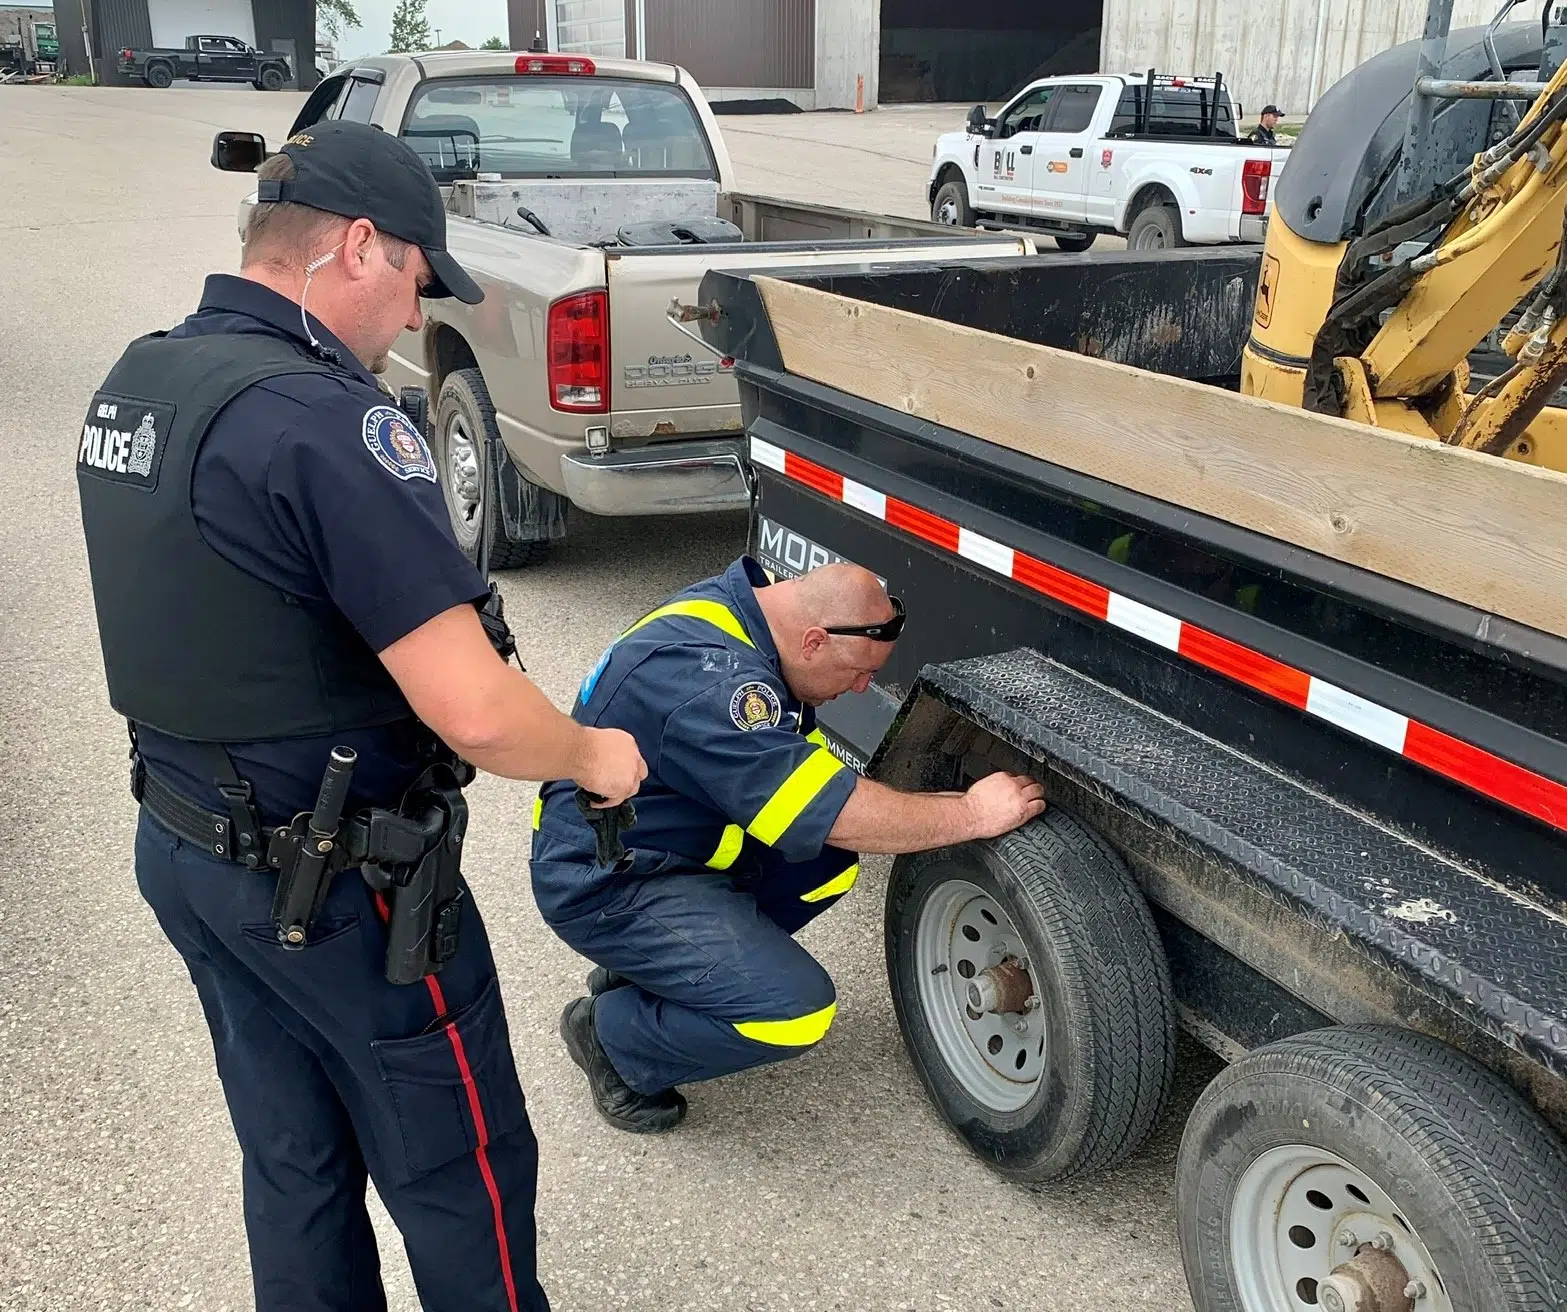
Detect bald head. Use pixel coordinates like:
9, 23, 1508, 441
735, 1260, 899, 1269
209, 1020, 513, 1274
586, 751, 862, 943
755, 564, 898, 707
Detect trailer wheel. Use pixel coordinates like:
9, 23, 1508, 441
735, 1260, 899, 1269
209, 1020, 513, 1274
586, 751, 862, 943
1054, 232, 1097, 252
260, 66, 285, 91
144, 62, 173, 89
433, 368, 553, 570
932, 179, 974, 227
1128, 204, 1187, 250
886, 806, 1176, 1183
1177, 1025, 1567, 1312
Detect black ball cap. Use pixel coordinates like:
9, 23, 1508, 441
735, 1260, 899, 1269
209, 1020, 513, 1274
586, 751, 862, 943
259, 119, 483, 305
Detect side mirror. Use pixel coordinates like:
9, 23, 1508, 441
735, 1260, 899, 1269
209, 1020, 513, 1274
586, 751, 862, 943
966, 103, 988, 134
211, 130, 268, 172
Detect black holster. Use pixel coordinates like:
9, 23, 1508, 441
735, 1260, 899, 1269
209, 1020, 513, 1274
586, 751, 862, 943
357, 763, 471, 986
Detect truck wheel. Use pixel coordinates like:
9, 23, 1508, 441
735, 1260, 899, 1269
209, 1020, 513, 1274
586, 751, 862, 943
1127, 204, 1188, 250
260, 66, 285, 91
434, 368, 553, 570
886, 806, 1176, 1183
1054, 233, 1097, 252
144, 63, 173, 89
1177, 1025, 1567, 1312
932, 179, 974, 227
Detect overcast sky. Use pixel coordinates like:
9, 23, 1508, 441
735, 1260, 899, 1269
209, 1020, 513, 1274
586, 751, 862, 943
332, 1, 514, 59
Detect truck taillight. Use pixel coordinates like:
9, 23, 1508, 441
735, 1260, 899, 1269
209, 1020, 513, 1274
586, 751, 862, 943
1242, 158, 1272, 215
120, 47, 132, 59
516, 53, 595, 75
547, 291, 609, 412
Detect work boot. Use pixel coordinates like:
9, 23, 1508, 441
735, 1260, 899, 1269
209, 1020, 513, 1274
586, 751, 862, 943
559, 995, 687, 1134
586, 964, 631, 995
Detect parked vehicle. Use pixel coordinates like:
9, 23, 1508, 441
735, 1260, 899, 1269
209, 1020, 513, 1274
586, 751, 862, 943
929, 70, 1292, 251
210, 50, 1037, 568
695, 243, 1567, 1307
119, 35, 292, 90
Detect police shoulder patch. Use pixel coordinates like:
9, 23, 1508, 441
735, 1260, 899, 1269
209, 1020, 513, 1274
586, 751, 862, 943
729, 680, 783, 731
362, 405, 436, 483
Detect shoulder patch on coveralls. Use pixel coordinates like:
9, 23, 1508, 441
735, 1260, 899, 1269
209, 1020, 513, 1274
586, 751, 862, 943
729, 681, 782, 731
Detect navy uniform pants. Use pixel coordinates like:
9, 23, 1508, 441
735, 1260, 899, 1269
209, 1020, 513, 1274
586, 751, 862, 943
134, 809, 549, 1312
532, 846, 858, 1094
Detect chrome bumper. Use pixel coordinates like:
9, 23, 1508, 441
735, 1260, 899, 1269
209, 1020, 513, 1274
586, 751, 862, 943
559, 437, 751, 517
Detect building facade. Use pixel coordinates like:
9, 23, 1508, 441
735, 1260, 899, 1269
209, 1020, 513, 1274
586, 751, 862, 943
53, 0, 313, 87
510, 0, 1533, 115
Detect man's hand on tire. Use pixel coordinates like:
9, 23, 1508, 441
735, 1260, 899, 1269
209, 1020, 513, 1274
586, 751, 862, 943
962, 772, 1046, 839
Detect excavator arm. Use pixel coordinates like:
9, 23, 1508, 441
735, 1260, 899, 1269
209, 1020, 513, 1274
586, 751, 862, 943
1243, 0, 1567, 472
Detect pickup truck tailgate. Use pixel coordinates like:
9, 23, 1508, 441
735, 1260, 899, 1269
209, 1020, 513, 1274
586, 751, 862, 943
603, 236, 1034, 438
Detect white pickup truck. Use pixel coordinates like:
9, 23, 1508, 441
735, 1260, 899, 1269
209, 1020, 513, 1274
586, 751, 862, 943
214, 50, 1035, 567
929, 71, 1292, 252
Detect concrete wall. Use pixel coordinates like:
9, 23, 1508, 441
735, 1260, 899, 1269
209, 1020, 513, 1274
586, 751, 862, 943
1101, 0, 1536, 117
814, 0, 876, 109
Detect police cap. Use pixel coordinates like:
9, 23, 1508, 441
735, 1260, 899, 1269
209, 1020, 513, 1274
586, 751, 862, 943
258, 119, 483, 305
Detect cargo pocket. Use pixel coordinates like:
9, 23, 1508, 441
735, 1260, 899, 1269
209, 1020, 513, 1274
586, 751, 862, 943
369, 975, 530, 1188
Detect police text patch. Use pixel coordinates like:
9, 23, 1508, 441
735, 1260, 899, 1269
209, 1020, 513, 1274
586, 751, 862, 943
77, 394, 174, 491
729, 681, 782, 731
363, 405, 436, 483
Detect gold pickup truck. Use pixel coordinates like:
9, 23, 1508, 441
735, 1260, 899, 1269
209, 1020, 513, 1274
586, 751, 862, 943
221, 49, 1035, 567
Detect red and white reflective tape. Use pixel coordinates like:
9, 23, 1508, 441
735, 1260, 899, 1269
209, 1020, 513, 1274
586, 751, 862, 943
749, 436, 1567, 833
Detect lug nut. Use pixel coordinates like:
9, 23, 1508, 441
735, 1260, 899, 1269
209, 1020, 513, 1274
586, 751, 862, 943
1405, 1279, 1427, 1300
1371, 1231, 1396, 1252
1339, 1230, 1359, 1249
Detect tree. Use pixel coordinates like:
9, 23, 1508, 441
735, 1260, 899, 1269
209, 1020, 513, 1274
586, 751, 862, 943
481, 36, 507, 50
388, 0, 432, 54
317, 0, 361, 44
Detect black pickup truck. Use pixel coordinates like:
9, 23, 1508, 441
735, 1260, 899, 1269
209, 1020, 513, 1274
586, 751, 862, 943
118, 34, 291, 90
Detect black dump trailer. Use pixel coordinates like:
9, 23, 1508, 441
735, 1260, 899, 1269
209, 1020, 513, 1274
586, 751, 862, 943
694, 249, 1567, 1312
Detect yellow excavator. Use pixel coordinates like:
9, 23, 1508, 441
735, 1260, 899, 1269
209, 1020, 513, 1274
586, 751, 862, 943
1243, 0, 1567, 470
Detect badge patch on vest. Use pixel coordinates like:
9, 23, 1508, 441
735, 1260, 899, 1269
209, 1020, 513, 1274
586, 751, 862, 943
729, 681, 782, 731
77, 394, 174, 491
362, 405, 436, 483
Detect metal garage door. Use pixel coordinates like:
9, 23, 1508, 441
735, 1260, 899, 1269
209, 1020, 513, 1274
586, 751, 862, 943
554, 0, 626, 56
636, 0, 814, 89
147, 0, 256, 50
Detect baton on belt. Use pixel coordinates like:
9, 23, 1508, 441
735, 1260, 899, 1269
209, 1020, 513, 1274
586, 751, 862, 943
271, 746, 357, 947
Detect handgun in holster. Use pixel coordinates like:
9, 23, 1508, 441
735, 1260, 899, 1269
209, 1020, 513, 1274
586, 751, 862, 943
358, 763, 471, 986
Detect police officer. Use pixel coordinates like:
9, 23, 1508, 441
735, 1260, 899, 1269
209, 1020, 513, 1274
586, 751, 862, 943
529, 557, 1045, 1132
75, 120, 646, 1312
1250, 104, 1284, 147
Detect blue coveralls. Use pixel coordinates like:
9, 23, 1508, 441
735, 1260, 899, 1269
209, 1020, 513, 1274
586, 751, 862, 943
530, 557, 863, 1095
129, 275, 547, 1312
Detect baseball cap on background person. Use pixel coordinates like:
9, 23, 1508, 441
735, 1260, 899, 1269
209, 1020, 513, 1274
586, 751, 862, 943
258, 119, 484, 305
1260, 105, 1283, 118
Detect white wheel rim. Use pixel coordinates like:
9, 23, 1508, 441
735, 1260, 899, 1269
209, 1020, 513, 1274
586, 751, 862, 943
1230, 1145, 1452, 1312
913, 876, 1045, 1113
936, 197, 959, 225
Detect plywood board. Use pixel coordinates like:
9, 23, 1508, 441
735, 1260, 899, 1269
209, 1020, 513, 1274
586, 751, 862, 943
754, 275, 1567, 642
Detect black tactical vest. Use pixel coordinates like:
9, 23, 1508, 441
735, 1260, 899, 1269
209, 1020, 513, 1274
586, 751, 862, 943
76, 330, 416, 742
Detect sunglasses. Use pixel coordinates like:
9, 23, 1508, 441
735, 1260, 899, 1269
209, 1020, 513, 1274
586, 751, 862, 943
823, 595, 906, 643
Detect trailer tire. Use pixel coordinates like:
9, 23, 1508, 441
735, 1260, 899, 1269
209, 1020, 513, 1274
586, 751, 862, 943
1054, 232, 1097, 252
932, 178, 974, 228
1127, 204, 1187, 250
1176, 1024, 1567, 1312
886, 806, 1176, 1183
145, 62, 173, 88
433, 368, 556, 571
260, 65, 285, 91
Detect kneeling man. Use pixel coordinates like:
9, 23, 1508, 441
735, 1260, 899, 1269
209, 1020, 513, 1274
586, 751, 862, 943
530, 556, 1044, 1131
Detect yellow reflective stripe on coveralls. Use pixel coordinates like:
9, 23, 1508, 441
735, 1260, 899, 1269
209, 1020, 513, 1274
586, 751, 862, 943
733, 1001, 838, 1047
747, 748, 846, 846
800, 864, 859, 903
532, 796, 543, 829
706, 824, 745, 870
620, 599, 754, 647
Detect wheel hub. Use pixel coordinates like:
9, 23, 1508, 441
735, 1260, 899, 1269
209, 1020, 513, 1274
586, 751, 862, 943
914, 879, 1045, 1112
444, 414, 481, 527
1230, 1146, 1450, 1312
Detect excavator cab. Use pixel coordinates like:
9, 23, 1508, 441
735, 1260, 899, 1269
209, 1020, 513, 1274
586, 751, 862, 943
1242, 0, 1567, 471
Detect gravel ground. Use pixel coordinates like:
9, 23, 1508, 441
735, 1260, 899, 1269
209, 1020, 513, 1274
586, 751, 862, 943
0, 83, 1203, 1312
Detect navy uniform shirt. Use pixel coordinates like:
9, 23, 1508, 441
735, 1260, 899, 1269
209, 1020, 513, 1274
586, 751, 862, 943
133, 274, 489, 824
531, 557, 860, 914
